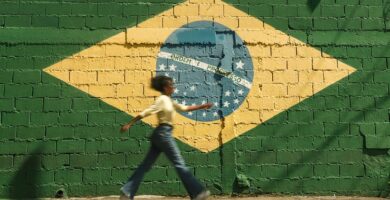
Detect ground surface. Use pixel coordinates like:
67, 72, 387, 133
44, 195, 387, 200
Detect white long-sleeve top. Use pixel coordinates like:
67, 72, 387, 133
139, 95, 188, 125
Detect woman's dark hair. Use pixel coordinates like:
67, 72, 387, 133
151, 75, 173, 93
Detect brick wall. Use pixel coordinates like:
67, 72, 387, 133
0, 0, 390, 198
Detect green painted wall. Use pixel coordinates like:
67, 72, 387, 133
0, 0, 390, 198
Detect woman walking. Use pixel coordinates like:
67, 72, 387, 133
120, 75, 212, 200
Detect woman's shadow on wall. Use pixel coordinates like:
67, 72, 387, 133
307, 0, 321, 11
8, 145, 44, 199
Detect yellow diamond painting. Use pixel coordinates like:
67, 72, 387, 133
43, 0, 356, 152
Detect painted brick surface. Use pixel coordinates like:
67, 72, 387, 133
0, 0, 390, 199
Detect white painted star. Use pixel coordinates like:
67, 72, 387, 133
214, 102, 219, 107
173, 78, 176, 83
213, 112, 218, 117
183, 92, 187, 95
234, 99, 240, 104
164, 72, 170, 77
225, 91, 231, 97
174, 88, 179, 94
190, 86, 196, 91
236, 60, 245, 69
169, 64, 177, 71
202, 112, 206, 117
159, 64, 166, 71
182, 100, 186, 105
223, 101, 230, 108
238, 89, 244, 95
201, 100, 206, 104
191, 103, 196, 106
188, 112, 193, 116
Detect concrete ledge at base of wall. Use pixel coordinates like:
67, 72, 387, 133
41, 195, 387, 200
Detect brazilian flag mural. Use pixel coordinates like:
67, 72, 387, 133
0, 0, 390, 198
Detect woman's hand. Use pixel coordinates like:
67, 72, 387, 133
202, 103, 213, 109
187, 103, 213, 112
120, 123, 132, 133
120, 115, 143, 133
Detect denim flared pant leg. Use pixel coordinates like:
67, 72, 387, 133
121, 125, 204, 199
121, 144, 161, 199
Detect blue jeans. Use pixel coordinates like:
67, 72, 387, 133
122, 124, 205, 199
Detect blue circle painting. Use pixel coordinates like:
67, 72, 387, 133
156, 21, 254, 122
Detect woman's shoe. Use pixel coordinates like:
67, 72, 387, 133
119, 186, 133, 200
193, 190, 210, 200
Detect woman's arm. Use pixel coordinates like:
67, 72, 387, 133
173, 100, 213, 112
120, 98, 163, 133
120, 115, 143, 133
186, 103, 213, 112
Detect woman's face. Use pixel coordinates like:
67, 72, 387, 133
163, 80, 175, 96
